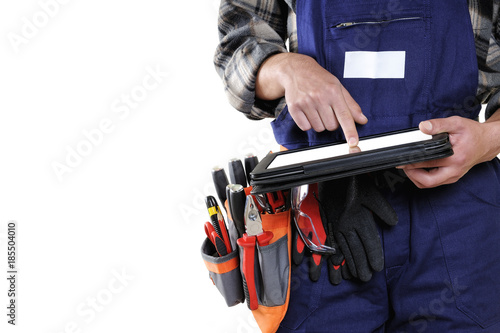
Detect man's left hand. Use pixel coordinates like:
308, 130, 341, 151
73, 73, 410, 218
398, 115, 500, 189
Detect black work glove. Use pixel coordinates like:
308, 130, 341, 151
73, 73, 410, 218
318, 196, 352, 285
318, 174, 398, 282
292, 183, 348, 285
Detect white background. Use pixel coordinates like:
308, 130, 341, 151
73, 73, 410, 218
0, 1, 276, 332
1, 2, 495, 333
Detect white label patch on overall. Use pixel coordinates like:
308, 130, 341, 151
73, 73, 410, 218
344, 51, 406, 79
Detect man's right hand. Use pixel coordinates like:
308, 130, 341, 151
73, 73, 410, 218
256, 53, 367, 147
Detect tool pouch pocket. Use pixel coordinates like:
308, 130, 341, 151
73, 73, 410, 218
244, 209, 293, 333
257, 234, 289, 306
201, 238, 244, 307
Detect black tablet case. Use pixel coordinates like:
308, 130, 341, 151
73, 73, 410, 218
249, 130, 452, 194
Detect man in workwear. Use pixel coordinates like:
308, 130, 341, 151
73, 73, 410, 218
214, 0, 500, 331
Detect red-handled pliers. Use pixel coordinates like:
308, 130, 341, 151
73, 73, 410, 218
267, 191, 286, 213
237, 195, 273, 310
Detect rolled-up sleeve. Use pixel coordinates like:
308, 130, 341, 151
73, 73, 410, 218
214, 0, 292, 120
477, 55, 500, 119
471, 0, 500, 119
484, 90, 500, 119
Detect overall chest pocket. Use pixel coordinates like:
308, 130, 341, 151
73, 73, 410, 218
324, 11, 429, 121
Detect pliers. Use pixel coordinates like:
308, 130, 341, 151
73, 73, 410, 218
237, 195, 273, 310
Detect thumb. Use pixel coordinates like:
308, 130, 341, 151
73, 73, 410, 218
419, 116, 460, 135
419, 119, 438, 135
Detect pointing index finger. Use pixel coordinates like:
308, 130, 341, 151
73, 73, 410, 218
328, 84, 361, 147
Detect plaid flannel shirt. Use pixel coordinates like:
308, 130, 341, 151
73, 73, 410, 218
214, 0, 500, 120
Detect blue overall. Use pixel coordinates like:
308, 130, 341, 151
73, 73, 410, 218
272, 0, 500, 331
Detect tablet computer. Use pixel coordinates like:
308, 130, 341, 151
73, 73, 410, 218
249, 128, 452, 194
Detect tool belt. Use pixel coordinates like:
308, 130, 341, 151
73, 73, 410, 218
200, 158, 292, 333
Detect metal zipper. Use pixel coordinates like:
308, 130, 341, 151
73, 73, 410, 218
334, 16, 421, 28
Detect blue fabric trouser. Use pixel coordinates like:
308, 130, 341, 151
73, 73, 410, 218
278, 160, 500, 332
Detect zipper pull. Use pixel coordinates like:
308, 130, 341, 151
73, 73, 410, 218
335, 22, 354, 28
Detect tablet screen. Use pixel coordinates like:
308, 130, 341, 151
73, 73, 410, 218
268, 130, 431, 169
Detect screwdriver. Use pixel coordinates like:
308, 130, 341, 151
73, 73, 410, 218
226, 184, 246, 238
206, 196, 223, 237
205, 196, 232, 253
244, 154, 259, 185
211, 166, 229, 206
228, 158, 247, 188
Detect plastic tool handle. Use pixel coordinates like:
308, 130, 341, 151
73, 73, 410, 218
204, 222, 228, 256
206, 196, 223, 239
211, 166, 229, 206
218, 217, 232, 254
237, 234, 258, 310
227, 184, 246, 238
267, 191, 286, 213
213, 233, 228, 256
244, 154, 259, 184
228, 158, 247, 188
256, 231, 273, 247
